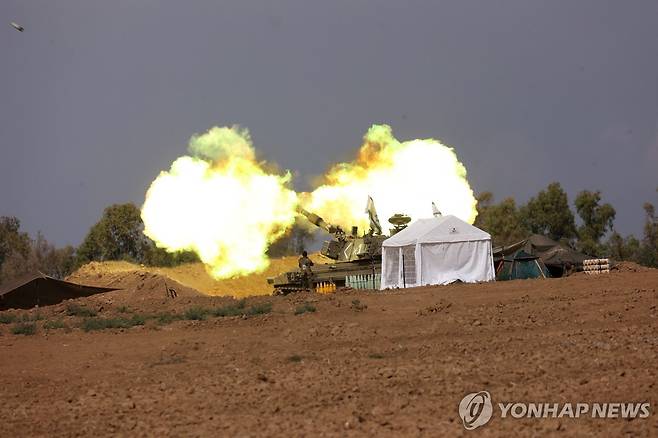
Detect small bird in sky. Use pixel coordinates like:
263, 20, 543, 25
11, 22, 24, 32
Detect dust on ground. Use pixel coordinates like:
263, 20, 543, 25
0, 264, 657, 437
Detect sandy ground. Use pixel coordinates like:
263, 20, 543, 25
0, 264, 657, 437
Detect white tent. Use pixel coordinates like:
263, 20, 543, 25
381, 215, 495, 288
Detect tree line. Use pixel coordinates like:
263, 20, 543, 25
0, 204, 198, 285
1, 183, 656, 285
475, 183, 657, 266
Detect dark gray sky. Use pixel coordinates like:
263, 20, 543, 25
2, 0, 657, 246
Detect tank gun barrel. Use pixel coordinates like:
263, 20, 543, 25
298, 208, 343, 235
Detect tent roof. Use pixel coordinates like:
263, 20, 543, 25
0, 271, 49, 297
383, 215, 491, 247
0, 271, 118, 310
493, 234, 588, 267
526, 234, 561, 251
503, 249, 539, 261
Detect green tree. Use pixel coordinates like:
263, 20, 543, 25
574, 190, 616, 256
76, 203, 150, 265
474, 191, 494, 211
638, 190, 658, 267
31, 232, 76, 279
76, 203, 199, 267
0, 218, 76, 282
474, 193, 529, 246
0, 216, 31, 267
144, 244, 199, 267
520, 182, 577, 242
605, 231, 640, 261
0, 217, 33, 283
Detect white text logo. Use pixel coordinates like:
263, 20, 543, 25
459, 391, 493, 430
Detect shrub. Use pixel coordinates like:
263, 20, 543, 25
181, 301, 269, 321
287, 354, 303, 363
81, 316, 146, 332
128, 314, 146, 326
156, 312, 180, 325
117, 306, 130, 313
12, 322, 37, 335
66, 303, 97, 317
212, 302, 246, 317
294, 303, 316, 315
183, 307, 209, 321
82, 318, 120, 332
43, 319, 67, 330
19, 312, 43, 322
0, 313, 17, 324
246, 303, 272, 316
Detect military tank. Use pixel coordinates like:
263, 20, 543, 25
268, 208, 409, 295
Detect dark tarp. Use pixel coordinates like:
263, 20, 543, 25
0, 272, 118, 310
495, 250, 550, 280
493, 234, 588, 277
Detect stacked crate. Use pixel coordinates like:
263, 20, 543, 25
583, 258, 610, 275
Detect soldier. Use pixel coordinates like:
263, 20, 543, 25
298, 250, 314, 291
563, 261, 574, 277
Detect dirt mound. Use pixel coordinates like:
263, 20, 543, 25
611, 261, 656, 273
68, 254, 325, 298
68, 262, 200, 297
64, 262, 201, 311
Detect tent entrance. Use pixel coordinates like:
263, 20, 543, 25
401, 245, 416, 287
495, 250, 550, 281
383, 248, 400, 287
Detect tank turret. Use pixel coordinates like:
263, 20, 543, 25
267, 208, 395, 294
298, 208, 386, 262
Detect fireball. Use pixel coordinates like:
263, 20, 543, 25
303, 124, 477, 233
141, 126, 298, 279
